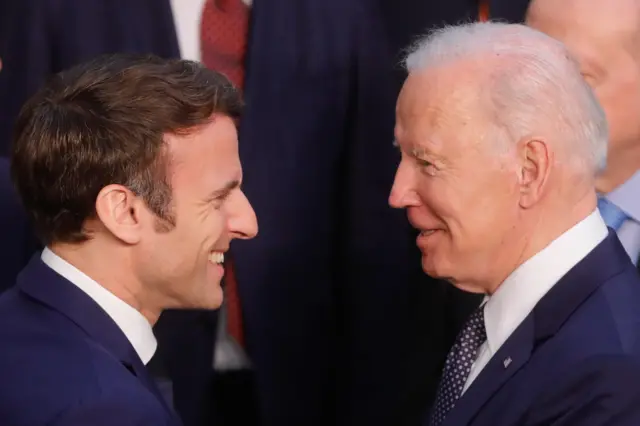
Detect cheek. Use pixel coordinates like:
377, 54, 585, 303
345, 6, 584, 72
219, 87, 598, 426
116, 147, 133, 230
204, 209, 227, 242
598, 79, 640, 148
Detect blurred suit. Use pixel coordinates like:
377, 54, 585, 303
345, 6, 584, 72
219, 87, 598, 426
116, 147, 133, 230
0, 0, 180, 156
0, 158, 38, 292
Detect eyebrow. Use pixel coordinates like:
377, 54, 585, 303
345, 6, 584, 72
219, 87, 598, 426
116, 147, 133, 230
393, 139, 428, 159
208, 179, 240, 200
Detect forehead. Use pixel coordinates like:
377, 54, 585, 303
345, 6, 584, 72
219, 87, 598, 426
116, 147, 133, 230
527, 0, 638, 62
166, 115, 241, 191
396, 66, 486, 151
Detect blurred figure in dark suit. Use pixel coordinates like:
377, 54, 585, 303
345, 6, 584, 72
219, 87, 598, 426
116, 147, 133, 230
0, 157, 38, 292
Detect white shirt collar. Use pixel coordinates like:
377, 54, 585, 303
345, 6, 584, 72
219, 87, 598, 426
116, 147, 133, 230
483, 209, 608, 356
41, 248, 157, 364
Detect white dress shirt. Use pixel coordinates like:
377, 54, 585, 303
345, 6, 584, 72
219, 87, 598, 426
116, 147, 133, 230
462, 209, 609, 393
41, 248, 157, 365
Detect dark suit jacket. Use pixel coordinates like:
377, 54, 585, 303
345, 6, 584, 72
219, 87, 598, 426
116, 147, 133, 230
0, 0, 180, 156
0, 255, 181, 425
430, 232, 640, 426
0, 157, 39, 292
489, 0, 531, 22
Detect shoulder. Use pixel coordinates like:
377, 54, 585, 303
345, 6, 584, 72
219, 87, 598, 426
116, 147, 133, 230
0, 293, 153, 424
45, 386, 168, 426
526, 355, 640, 426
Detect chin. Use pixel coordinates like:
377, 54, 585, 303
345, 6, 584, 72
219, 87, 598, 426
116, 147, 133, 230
421, 255, 446, 280
451, 281, 486, 294
180, 288, 224, 310
422, 258, 486, 294
201, 289, 224, 310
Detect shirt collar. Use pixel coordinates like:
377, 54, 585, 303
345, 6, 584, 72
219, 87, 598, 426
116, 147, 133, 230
606, 170, 640, 223
41, 248, 157, 364
482, 209, 608, 356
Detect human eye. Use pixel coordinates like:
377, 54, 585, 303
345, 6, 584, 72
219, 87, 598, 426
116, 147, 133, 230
213, 192, 232, 210
416, 158, 432, 167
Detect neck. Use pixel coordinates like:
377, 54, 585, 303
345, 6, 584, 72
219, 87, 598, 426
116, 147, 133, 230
596, 146, 640, 193
485, 190, 597, 295
49, 243, 161, 325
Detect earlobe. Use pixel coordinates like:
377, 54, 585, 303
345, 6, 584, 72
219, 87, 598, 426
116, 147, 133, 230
95, 185, 142, 245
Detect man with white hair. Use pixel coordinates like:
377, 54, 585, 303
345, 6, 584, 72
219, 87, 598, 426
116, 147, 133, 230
390, 21, 640, 426
526, 0, 640, 268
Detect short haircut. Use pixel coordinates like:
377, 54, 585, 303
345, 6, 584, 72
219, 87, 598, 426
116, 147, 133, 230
11, 53, 243, 245
404, 22, 608, 175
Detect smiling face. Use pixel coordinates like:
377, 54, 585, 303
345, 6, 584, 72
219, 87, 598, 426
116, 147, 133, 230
389, 69, 523, 292
133, 115, 257, 310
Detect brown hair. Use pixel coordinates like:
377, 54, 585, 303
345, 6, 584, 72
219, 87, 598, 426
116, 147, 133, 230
11, 53, 243, 245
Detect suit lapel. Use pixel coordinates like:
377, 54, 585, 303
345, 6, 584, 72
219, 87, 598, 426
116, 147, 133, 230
442, 318, 534, 426
17, 255, 178, 421
441, 231, 632, 425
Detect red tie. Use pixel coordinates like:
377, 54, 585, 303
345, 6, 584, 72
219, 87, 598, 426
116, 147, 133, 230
478, 0, 489, 21
200, 0, 250, 346
201, 0, 250, 89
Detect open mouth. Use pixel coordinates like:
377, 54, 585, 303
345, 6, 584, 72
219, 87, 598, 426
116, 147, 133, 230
420, 230, 437, 236
208, 251, 225, 265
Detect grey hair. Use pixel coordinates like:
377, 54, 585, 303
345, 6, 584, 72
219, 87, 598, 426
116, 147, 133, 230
404, 21, 608, 175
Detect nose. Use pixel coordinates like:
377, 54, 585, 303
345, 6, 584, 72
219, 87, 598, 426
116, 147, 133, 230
389, 160, 420, 208
228, 190, 258, 240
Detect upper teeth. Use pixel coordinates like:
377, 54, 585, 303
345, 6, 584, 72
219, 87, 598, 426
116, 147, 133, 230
209, 252, 224, 264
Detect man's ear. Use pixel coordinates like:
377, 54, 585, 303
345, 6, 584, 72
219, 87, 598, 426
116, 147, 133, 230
517, 136, 552, 209
94, 185, 144, 244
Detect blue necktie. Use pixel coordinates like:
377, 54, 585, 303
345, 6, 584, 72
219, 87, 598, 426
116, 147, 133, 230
598, 198, 629, 231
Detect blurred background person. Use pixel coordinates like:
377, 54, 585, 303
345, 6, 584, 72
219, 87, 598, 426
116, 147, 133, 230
527, 0, 640, 268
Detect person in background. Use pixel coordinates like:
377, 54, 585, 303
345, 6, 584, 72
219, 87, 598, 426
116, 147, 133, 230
0, 157, 38, 292
391, 21, 640, 426
527, 0, 640, 268
0, 53, 257, 425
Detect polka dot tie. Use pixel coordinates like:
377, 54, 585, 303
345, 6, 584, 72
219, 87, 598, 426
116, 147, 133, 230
430, 305, 487, 426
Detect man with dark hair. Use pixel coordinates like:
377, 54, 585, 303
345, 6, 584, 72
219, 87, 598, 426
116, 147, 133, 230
0, 53, 258, 425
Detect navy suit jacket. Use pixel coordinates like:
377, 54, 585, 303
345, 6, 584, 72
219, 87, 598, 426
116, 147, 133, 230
431, 232, 640, 426
0, 255, 181, 425
0, 158, 39, 293
0, 0, 180, 156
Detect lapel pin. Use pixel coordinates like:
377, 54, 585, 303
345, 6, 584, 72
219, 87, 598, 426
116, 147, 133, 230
503, 357, 512, 368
